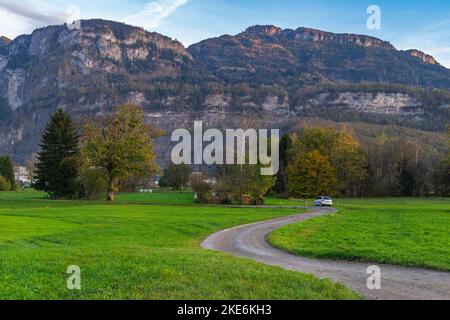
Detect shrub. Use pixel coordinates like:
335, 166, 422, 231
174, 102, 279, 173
191, 175, 211, 203
78, 168, 108, 200
0, 175, 11, 191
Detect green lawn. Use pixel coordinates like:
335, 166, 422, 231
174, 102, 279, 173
115, 191, 195, 205
269, 198, 450, 271
0, 190, 358, 300
116, 192, 307, 207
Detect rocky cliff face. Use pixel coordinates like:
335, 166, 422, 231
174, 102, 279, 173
189, 25, 450, 88
243, 25, 396, 50
405, 49, 439, 65
296, 92, 423, 116
0, 20, 449, 164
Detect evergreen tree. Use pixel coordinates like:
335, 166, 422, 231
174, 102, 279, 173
0, 155, 15, 190
397, 159, 416, 196
273, 134, 292, 194
34, 109, 80, 198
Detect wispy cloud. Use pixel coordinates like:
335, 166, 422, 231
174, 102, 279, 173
123, 0, 189, 29
0, 0, 68, 26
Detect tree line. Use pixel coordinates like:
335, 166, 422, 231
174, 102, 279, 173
4, 105, 448, 202
275, 127, 450, 198
33, 105, 159, 201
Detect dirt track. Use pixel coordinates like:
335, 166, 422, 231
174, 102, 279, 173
202, 207, 450, 300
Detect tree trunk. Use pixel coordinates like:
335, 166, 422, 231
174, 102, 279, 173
107, 173, 115, 201
107, 191, 115, 201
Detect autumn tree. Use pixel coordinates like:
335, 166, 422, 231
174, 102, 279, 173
34, 109, 79, 198
287, 150, 336, 198
81, 105, 159, 201
287, 127, 367, 197
331, 131, 367, 197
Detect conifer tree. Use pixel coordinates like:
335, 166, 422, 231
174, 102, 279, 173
34, 109, 80, 198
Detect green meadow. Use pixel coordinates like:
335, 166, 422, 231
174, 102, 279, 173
269, 198, 450, 271
0, 190, 358, 300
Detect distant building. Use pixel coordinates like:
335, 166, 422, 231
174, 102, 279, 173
14, 166, 31, 186
192, 172, 217, 185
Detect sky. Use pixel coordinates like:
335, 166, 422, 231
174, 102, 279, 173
1, 0, 450, 67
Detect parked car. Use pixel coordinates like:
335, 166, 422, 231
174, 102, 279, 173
314, 196, 333, 207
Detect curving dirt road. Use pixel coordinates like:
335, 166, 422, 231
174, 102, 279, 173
202, 207, 450, 300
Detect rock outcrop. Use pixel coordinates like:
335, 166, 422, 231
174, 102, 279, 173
405, 49, 440, 65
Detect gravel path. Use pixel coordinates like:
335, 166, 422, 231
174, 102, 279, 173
202, 207, 450, 300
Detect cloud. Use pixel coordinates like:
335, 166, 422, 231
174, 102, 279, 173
424, 19, 450, 33
123, 0, 189, 29
0, 0, 68, 26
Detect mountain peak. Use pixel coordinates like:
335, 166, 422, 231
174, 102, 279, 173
294, 27, 395, 49
243, 25, 283, 36
405, 49, 440, 65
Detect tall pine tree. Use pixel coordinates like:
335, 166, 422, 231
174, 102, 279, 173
34, 109, 80, 198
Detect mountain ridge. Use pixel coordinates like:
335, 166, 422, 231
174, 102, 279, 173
0, 19, 449, 164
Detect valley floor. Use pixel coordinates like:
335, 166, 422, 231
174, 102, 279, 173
0, 191, 447, 299
0, 190, 356, 300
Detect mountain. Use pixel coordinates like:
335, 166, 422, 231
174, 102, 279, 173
189, 25, 450, 88
0, 20, 449, 164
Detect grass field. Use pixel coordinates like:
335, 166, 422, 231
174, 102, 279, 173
0, 190, 358, 300
269, 198, 450, 271
116, 192, 306, 207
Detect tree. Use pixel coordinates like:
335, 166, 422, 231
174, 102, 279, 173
0, 175, 11, 191
274, 134, 292, 194
434, 157, 450, 196
365, 136, 439, 197
214, 163, 276, 205
331, 132, 368, 197
191, 173, 211, 203
287, 150, 336, 198
158, 170, 170, 189
81, 105, 158, 201
287, 127, 367, 197
78, 167, 108, 200
0, 155, 15, 190
34, 109, 79, 198
434, 130, 450, 196
397, 159, 416, 196
162, 163, 192, 192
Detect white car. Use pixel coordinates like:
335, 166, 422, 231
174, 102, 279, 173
314, 196, 333, 207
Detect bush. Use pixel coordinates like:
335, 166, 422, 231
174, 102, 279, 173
78, 168, 108, 200
0, 155, 15, 190
0, 175, 11, 191
191, 174, 211, 203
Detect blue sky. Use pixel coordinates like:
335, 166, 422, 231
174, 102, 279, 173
1, 0, 450, 67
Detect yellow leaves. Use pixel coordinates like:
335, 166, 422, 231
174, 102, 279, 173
80, 104, 159, 194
